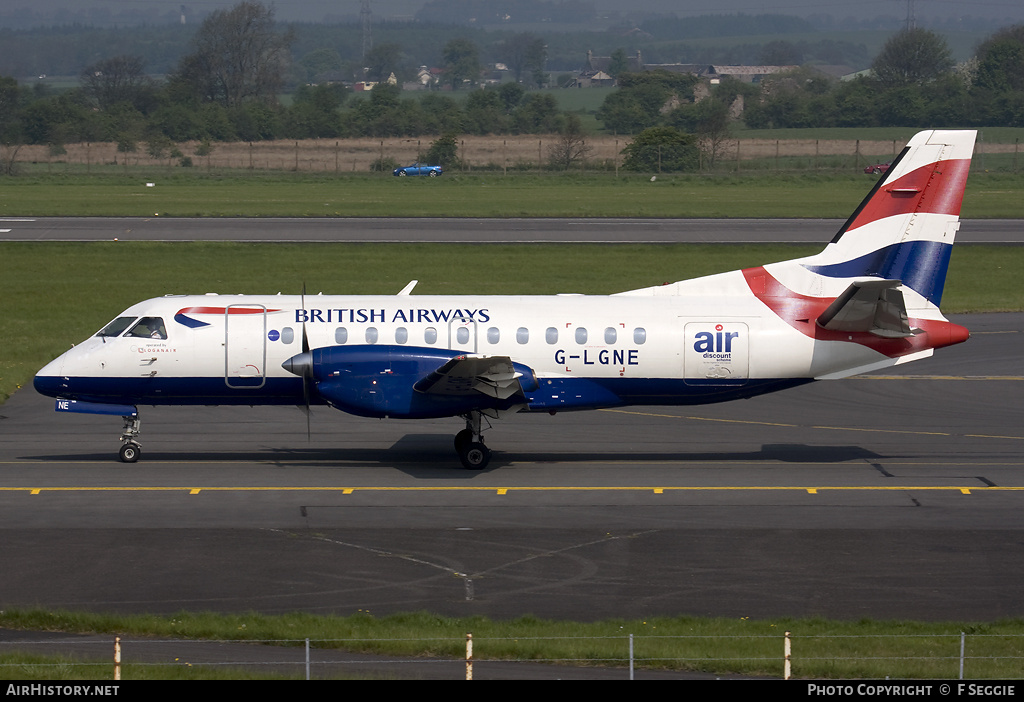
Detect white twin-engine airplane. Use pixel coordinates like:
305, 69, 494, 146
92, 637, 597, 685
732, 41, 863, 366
35, 129, 976, 470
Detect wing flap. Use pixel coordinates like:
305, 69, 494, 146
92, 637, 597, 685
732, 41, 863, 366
817, 279, 915, 338
414, 355, 529, 400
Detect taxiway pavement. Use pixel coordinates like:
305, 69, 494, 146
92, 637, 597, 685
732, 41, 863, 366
1, 313, 1021, 623
1, 217, 1022, 244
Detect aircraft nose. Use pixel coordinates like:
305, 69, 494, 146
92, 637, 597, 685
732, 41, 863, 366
33, 355, 67, 398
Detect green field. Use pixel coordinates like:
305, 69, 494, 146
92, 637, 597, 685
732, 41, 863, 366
2, 170, 1024, 218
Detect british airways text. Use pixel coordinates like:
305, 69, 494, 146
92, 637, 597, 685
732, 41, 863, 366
295, 308, 491, 324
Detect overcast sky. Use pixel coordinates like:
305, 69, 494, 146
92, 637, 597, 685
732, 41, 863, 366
3, 0, 1024, 26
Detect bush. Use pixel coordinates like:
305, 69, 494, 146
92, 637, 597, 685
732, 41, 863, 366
369, 156, 399, 172
620, 126, 698, 172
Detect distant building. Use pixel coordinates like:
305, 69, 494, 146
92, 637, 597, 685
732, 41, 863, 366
569, 50, 643, 87
571, 54, 798, 87
704, 65, 799, 84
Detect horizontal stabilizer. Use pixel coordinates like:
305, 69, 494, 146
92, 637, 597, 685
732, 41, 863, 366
817, 280, 914, 338
414, 355, 529, 400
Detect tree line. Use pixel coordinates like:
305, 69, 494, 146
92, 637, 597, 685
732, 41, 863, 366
597, 26, 1024, 136
742, 26, 1024, 130
0, 2, 562, 158
3, 2, 1024, 176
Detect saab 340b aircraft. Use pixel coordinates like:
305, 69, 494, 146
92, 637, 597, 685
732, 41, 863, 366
35, 129, 976, 470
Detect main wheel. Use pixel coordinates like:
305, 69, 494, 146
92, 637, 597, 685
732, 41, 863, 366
454, 428, 473, 452
459, 442, 491, 471
119, 442, 140, 463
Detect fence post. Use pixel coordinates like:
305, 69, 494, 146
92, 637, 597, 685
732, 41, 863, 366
629, 633, 634, 680
960, 631, 965, 679
306, 638, 311, 680
466, 633, 473, 680
113, 636, 121, 681
784, 631, 791, 679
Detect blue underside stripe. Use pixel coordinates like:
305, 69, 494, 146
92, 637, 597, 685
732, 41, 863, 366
35, 375, 813, 414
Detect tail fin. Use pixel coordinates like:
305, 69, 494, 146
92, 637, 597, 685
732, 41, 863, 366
800, 129, 976, 308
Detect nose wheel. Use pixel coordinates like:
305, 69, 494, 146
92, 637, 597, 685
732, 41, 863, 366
455, 412, 491, 470
119, 414, 142, 463
119, 442, 141, 463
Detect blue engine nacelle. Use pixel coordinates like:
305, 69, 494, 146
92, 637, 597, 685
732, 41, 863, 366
289, 345, 535, 419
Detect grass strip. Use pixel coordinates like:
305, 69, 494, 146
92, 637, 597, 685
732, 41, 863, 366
2, 608, 1023, 679
2, 171, 1023, 218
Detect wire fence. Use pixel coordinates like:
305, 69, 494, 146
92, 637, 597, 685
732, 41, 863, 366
8, 135, 1022, 176
3, 631, 1024, 680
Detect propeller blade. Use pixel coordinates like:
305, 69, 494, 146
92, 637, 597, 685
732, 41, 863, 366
300, 282, 310, 353
300, 283, 311, 440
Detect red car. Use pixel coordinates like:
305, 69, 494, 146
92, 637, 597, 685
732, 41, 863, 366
864, 161, 890, 174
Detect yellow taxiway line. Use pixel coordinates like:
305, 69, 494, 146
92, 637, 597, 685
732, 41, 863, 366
2, 484, 1023, 495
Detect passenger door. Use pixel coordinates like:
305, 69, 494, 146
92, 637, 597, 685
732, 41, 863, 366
224, 305, 268, 388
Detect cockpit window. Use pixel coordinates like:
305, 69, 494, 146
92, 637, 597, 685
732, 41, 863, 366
96, 316, 137, 337
126, 317, 167, 340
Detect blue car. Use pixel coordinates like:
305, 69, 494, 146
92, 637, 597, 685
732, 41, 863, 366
393, 163, 443, 177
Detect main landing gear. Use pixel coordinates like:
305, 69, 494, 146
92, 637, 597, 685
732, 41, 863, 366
119, 414, 142, 463
454, 411, 491, 470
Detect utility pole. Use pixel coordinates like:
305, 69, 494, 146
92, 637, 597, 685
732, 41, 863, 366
361, 0, 373, 63
904, 0, 916, 30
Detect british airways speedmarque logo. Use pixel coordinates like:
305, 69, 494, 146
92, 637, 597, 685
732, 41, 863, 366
174, 306, 282, 328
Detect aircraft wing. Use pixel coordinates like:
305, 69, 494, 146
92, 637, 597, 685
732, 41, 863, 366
817, 279, 915, 338
414, 355, 527, 400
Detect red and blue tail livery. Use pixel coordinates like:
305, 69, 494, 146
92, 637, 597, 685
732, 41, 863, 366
35, 130, 977, 469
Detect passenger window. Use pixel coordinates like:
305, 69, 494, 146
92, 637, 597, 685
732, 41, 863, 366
575, 327, 588, 344
605, 327, 617, 344
487, 327, 500, 344
97, 316, 136, 338
516, 327, 529, 344
127, 317, 167, 340
425, 327, 437, 344
456, 327, 470, 345
335, 327, 348, 344
365, 327, 378, 344
395, 327, 408, 344
281, 327, 294, 344
546, 327, 558, 344
634, 328, 647, 344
